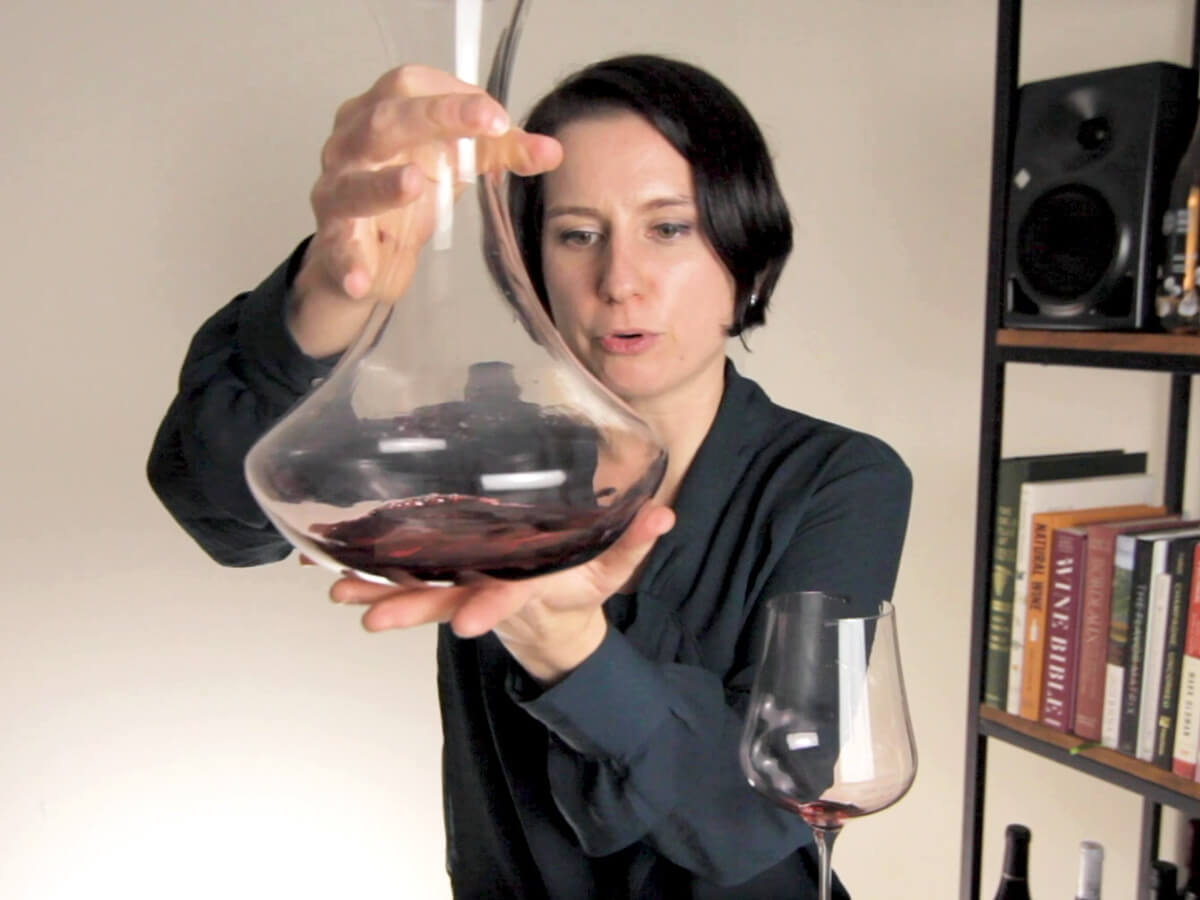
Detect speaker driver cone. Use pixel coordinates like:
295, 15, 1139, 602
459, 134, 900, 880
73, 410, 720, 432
1016, 185, 1117, 309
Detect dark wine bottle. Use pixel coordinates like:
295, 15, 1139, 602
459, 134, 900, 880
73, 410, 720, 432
1074, 840, 1103, 900
1156, 110, 1200, 333
1151, 860, 1179, 900
993, 824, 1032, 900
1183, 818, 1200, 900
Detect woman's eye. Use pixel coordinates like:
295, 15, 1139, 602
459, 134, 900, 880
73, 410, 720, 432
653, 222, 692, 240
560, 230, 600, 247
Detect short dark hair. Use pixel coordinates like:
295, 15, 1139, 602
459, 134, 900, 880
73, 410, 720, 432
508, 54, 793, 336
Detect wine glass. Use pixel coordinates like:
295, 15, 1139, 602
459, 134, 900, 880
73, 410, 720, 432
739, 592, 917, 900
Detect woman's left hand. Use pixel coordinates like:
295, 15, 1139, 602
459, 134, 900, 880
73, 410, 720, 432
329, 504, 675, 683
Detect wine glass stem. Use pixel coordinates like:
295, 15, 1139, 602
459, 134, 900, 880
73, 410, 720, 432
811, 824, 842, 900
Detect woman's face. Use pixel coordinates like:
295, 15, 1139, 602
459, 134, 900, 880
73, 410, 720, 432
539, 112, 736, 408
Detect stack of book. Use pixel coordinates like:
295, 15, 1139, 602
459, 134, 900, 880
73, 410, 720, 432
985, 449, 1200, 776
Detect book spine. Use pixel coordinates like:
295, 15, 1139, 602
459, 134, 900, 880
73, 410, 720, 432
1173, 543, 1200, 777
1119, 540, 1157, 755
1040, 529, 1086, 731
985, 466, 1022, 708
1102, 535, 1138, 750
1006, 485, 1035, 715
1155, 539, 1195, 768
1020, 518, 1055, 720
1074, 525, 1120, 740
1137, 571, 1172, 762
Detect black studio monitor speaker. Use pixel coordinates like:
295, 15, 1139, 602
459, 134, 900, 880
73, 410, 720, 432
1004, 62, 1198, 330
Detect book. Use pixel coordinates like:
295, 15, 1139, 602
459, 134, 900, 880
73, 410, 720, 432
1007, 471, 1156, 715
1137, 569, 1175, 761
983, 450, 1149, 709
1018, 503, 1166, 721
1118, 526, 1200, 756
1074, 513, 1175, 740
1039, 526, 1087, 731
1103, 531, 1160, 750
1155, 533, 1200, 768
1173, 543, 1200, 777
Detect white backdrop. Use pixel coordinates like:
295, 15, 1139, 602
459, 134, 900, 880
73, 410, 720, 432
2, 1, 1199, 897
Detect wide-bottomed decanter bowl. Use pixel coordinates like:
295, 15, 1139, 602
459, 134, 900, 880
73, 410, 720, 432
243, 0, 668, 585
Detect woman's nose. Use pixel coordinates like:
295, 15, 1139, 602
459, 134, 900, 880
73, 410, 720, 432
597, 234, 645, 304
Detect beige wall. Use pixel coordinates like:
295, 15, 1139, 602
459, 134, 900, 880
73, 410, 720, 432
3, 0, 1199, 896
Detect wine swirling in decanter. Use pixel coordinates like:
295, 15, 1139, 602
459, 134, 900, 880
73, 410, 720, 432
244, 0, 667, 584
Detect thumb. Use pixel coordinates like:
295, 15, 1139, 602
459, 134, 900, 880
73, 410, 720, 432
478, 130, 563, 176
590, 503, 675, 583
628, 503, 676, 542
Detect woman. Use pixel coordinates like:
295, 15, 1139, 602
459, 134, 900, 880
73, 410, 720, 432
148, 54, 911, 898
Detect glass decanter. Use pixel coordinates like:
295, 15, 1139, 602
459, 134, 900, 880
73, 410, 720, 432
244, 0, 667, 585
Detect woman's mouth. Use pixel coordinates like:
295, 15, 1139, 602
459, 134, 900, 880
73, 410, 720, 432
599, 331, 659, 354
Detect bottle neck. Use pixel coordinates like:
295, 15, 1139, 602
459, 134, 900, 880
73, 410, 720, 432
1002, 839, 1029, 880
1152, 860, 1179, 900
1187, 819, 1200, 892
1075, 841, 1102, 900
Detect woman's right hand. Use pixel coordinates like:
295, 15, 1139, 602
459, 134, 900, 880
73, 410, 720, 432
288, 65, 564, 358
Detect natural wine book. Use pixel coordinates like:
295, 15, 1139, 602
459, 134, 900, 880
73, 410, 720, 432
1006, 470, 1156, 716
984, 450, 1149, 709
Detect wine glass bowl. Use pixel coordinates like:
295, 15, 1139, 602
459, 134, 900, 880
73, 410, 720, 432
739, 592, 917, 899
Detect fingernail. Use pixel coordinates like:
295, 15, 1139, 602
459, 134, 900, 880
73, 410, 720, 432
487, 112, 510, 136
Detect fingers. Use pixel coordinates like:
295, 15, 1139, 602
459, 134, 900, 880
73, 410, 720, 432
477, 131, 564, 177
583, 504, 676, 594
330, 572, 528, 639
306, 133, 559, 302
332, 64, 485, 132
312, 163, 426, 222
366, 64, 485, 106
361, 587, 468, 631
631, 503, 677, 540
314, 128, 558, 224
325, 503, 676, 639
447, 578, 529, 639
331, 575, 468, 631
329, 575, 412, 604
325, 92, 510, 170
307, 218, 366, 298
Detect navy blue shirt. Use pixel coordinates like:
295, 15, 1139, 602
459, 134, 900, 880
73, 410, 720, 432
148, 240, 912, 898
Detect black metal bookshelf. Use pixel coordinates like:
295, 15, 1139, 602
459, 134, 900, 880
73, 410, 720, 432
959, 2, 1200, 897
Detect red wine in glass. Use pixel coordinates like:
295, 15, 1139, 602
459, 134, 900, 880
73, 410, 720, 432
789, 800, 867, 830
